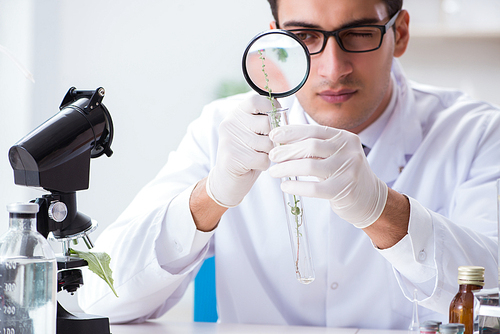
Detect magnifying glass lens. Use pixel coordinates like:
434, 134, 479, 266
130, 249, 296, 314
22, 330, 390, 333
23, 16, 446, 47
242, 30, 310, 98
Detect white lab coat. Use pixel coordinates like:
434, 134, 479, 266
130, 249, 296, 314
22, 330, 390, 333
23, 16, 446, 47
79, 59, 500, 329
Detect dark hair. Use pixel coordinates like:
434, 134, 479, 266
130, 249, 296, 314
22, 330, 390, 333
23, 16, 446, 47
267, 0, 403, 26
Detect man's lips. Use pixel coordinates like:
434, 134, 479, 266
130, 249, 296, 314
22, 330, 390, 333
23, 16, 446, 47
318, 89, 357, 103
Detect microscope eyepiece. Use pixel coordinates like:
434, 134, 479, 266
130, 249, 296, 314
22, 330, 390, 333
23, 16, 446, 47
9, 87, 113, 192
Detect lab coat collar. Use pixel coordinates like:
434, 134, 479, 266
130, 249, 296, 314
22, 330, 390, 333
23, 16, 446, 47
285, 58, 423, 186
357, 73, 398, 151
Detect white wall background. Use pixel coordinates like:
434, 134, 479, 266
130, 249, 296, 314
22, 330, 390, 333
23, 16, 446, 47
400, 0, 500, 105
0, 0, 273, 234
0, 0, 499, 322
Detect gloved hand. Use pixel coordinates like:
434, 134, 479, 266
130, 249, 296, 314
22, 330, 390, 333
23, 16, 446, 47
206, 95, 279, 207
268, 124, 388, 228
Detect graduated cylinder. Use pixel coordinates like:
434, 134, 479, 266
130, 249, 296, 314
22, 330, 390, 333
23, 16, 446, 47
268, 107, 315, 284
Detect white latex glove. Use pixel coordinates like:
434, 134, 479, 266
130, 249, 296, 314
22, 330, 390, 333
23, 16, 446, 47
206, 95, 279, 207
268, 124, 388, 228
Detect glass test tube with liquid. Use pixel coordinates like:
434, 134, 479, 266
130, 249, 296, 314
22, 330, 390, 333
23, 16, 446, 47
268, 107, 315, 284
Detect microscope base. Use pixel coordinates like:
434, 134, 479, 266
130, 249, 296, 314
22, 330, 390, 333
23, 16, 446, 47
57, 302, 110, 334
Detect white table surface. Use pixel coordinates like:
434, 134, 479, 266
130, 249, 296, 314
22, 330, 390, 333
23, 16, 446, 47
110, 321, 408, 334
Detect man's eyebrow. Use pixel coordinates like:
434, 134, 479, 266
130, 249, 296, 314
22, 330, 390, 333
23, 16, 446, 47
281, 21, 322, 29
282, 17, 382, 30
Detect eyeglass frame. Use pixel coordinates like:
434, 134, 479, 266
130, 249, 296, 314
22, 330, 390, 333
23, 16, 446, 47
282, 10, 401, 55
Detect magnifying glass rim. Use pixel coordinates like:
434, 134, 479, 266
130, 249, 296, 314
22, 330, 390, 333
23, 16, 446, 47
242, 29, 311, 99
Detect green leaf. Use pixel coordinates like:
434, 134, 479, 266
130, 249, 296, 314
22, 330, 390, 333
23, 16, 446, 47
69, 248, 119, 298
273, 48, 289, 62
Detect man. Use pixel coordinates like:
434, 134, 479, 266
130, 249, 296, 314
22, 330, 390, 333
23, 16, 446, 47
79, 0, 500, 329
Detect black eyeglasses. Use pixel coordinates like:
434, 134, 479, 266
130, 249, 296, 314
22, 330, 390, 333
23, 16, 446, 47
286, 10, 401, 55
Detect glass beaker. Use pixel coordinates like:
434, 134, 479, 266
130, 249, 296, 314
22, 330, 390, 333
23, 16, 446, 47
0, 203, 57, 334
268, 107, 315, 284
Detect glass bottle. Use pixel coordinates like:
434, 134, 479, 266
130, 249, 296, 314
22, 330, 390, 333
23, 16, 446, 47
0, 203, 57, 334
267, 108, 315, 284
449, 266, 485, 334
440, 323, 465, 334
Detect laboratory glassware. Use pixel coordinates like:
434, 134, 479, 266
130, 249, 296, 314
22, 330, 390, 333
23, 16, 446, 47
419, 320, 441, 334
0, 203, 57, 334
408, 288, 420, 333
267, 108, 315, 284
440, 323, 465, 334
449, 266, 485, 334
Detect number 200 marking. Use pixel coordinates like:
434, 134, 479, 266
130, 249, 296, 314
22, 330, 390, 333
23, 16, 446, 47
3, 306, 15, 315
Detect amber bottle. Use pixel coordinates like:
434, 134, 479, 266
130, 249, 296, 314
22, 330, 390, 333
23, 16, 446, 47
449, 266, 485, 334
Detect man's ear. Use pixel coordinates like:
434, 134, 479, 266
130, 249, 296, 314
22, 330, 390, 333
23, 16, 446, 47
393, 10, 410, 58
270, 21, 277, 30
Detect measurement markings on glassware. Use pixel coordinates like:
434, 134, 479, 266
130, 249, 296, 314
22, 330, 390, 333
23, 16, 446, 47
2, 306, 15, 315
3, 283, 15, 292
0, 262, 17, 320
5, 262, 16, 270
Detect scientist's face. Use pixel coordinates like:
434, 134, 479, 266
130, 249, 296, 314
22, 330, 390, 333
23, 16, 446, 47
273, 0, 409, 133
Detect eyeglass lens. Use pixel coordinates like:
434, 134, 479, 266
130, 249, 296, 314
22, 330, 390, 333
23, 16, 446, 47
293, 27, 383, 53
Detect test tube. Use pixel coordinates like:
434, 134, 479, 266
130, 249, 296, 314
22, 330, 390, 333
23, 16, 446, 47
268, 107, 315, 284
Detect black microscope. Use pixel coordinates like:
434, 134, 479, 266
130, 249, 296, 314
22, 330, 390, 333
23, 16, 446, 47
9, 87, 114, 334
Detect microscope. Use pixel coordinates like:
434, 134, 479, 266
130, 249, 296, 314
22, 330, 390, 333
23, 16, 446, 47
8, 87, 113, 334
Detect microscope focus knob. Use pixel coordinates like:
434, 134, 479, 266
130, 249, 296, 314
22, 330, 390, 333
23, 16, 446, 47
48, 201, 68, 222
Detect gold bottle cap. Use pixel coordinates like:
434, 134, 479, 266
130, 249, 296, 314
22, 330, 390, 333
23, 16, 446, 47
458, 266, 485, 286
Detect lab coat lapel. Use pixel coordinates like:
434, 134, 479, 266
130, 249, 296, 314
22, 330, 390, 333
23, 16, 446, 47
367, 59, 423, 186
287, 98, 309, 125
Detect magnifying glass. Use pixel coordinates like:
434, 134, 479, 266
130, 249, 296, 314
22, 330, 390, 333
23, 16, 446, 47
242, 30, 310, 98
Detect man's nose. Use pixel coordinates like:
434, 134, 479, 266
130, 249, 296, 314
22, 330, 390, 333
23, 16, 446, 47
315, 36, 353, 81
